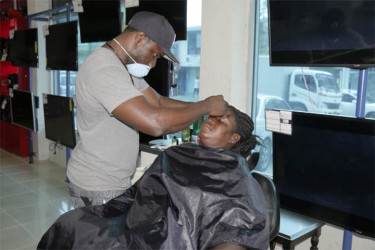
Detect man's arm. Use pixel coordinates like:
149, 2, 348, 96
142, 86, 191, 108
112, 92, 228, 137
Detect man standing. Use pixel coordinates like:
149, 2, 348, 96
66, 11, 228, 208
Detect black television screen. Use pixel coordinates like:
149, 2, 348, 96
9, 28, 38, 67
78, 0, 122, 43
126, 0, 187, 41
268, 0, 375, 68
10, 89, 37, 132
273, 112, 375, 238
43, 93, 76, 149
46, 21, 78, 71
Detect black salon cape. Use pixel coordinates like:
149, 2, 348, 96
37, 144, 269, 250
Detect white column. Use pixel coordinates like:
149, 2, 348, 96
200, 0, 255, 113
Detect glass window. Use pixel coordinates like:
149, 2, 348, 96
253, 0, 375, 175
169, 0, 201, 102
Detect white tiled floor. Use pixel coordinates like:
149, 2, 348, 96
0, 149, 74, 250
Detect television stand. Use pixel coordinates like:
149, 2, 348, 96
270, 209, 325, 250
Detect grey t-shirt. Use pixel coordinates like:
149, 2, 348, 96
67, 47, 149, 191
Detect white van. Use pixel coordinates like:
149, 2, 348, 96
288, 69, 342, 115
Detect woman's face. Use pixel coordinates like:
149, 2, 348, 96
197, 113, 240, 149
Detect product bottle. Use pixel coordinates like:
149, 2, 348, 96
172, 136, 179, 146
192, 116, 204, 134
181, 126, 191, 143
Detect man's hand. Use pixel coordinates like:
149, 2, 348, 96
204, 95, 230, 117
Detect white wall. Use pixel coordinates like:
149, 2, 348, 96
27, 0, 50, 15
200, 0, 255, 113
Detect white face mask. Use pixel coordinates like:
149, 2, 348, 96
113, 39, 151, 78
125, 63, 151, 78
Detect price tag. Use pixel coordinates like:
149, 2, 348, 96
73, 0, 83, 13
42, 25, 49, 36
1, 99, 7, 110
125, 0, 139, 8
1, 50, 7, 61
43, 93, 48, 104
9, 30, 15, 39
265, 109, 292, 135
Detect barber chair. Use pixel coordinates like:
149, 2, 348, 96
247, 152, 280, 242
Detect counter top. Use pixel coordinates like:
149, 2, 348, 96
278, 209, 325, 240
139, 143, 163, 155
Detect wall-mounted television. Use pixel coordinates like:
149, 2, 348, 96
46, 21, 78, 71
10, 89, 38, 132
43, 93, 76, 149
9, 28, 38, 67
126, 0, 187, 41
268, 0, 375, 68
273, 112, 374, 238
78, 0, 122, 43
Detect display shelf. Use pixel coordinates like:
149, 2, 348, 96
0, 15, 30, 157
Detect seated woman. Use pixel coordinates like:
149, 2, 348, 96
37, 105, 269, 250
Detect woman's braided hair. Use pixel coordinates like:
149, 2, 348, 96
228, 105, 262, 158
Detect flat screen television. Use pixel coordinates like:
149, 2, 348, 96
46, 21, 78, 71
268, 0, 375, 68
10, 89, 37, 132
126, 0, 187, 41
9, 28, 38, 67
273, 112, 375, 238
43, 93, 76, 149
78, 0, 122, 43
